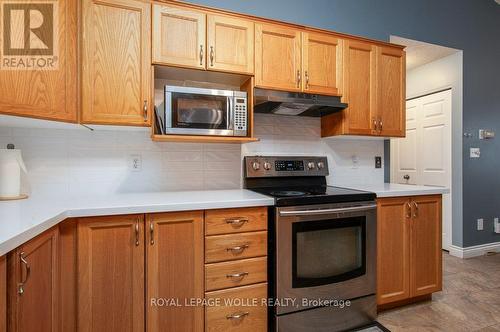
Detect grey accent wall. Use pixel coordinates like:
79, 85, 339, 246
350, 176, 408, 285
188, 0, 500, 247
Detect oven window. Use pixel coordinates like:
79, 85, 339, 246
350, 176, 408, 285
292, 217, 366, 288
172, 93, 229, 129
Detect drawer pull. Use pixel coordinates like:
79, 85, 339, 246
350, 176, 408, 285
18, 252, 31, 295
226, 272, 249, 279
226, 311, 249, 320
225, 218, 249, 227
226, 244, 249, 253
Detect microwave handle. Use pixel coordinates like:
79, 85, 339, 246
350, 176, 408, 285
227, 96, 233, 130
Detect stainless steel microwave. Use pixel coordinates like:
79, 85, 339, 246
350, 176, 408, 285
164, 85, 248, 136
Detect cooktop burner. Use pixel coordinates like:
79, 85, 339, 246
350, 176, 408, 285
270, 190, 309, 197
243, 156, 376, 206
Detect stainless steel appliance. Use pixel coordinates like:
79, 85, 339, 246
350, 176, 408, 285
244, 156, 377, 332
164, 85, 247, 136
254, 88, 347, 117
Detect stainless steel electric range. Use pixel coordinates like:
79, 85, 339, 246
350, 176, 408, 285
244, 156, 378, 332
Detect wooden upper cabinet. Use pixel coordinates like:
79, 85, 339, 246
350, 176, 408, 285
152, 4, 206, 69
207, 14, 254, 74
410, 195, 442, 297
77, 215, 145, 332
321, 39, 377, 136
377, 46, 406, 137
0, 0, 78, 122
377, 197, 411, 306
146, 211, 204, 332
7, 227, 59, 332
302, 32, 342, 96
81, 0, 151, 126
255, 23, 302, 92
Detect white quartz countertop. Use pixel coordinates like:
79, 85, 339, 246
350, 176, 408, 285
343, 183, 449, 198
0, 190, 274, 256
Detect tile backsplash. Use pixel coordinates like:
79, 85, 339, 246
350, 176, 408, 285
0, 114, 383, 196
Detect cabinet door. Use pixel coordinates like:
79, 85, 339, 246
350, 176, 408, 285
377, 46, 406, 137
8, 227, 59, 332
82, 0, 151, 125
343, 39, 377, 135
302, 32, 342, 96
152, 4, 206, 69
0, 0, 78, 122
410, 195, 442, 297
207, 14, 254, 74
78, 215, 145, 332
377, 197, 411, 305
146, 211, 204, 332
255, 23, 302, 92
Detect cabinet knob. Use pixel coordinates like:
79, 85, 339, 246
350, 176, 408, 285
403, 174, 410, 181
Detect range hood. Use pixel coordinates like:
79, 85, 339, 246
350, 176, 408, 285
254, 88, 347, 117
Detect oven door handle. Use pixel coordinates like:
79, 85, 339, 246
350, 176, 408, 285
279, 204, 377, 216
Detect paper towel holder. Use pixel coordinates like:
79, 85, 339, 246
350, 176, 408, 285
0, 143, 29, 201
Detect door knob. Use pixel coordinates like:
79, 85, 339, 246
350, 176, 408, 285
403, 174, 410, 181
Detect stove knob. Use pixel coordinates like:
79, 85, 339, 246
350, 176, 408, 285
263, 162, 272, 170
252, 162, 260, 170
317, 161, 325, 169
307, 162, 316, 170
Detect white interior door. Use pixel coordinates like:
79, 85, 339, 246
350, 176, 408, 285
391, 89, 452, 250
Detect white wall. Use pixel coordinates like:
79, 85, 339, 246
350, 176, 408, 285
0, 114, 384, 197
404, 51, 463, 247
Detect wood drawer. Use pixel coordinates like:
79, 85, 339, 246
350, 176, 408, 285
205, 257, 267, 291
205, 231, 267, 263
205, 283, 267, 332
205, 207, 267, 235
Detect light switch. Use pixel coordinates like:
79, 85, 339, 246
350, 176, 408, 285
470, 148, 480, 158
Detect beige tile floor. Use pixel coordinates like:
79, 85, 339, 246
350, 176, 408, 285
378, 252, 500, 332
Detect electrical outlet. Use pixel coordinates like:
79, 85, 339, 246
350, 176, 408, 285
375, 156, 382, 169
494, 218, 500, 234
130, 154, 142, 171
477, 218, 484, 231
351, 155, 359, 169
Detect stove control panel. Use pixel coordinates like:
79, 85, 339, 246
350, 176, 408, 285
245, 156, 329, 178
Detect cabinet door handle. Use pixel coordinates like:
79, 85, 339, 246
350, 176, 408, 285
297, 70, 301, 88
373, 118, 378, 131
412, 201, 419, 218
143, 100, 148, 122
226, 272, 249, 279
305, 70, 310, 89
226, 244, 249, 253
226, 311, 249, 320
379, 118, 383, 133
149, 221, 154, 245
406, 202, 412, 219
210, 46, 214, 66
225, 218, 249, 227
18, 252, 30, 295
135, 219, 140, 246
199, 45, 204, 65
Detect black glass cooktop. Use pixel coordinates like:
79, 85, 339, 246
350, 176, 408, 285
250, 185, 376, 207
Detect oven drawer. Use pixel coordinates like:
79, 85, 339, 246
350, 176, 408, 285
205, 257, 267, 291
206, 283, 267, 332
205, 207, 267, 235
205, 231, 267, 263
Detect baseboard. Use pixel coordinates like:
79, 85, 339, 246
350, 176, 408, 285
449, 241, 500, 258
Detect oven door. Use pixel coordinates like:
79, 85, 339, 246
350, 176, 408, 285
275, 201, 376, 315
165, 86, 234, 136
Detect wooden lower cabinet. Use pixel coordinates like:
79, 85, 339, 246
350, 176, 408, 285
146, 211, 204, 332
7, 227, 59, 332
377, 195, 442, 307
1, 255, 6, 332
77, 215, 145, 332
205, 283, 268, 332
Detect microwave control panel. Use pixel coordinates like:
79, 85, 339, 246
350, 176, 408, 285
233, 95, 247, 136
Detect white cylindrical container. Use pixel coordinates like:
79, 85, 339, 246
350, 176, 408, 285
0, 149, 27, 198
